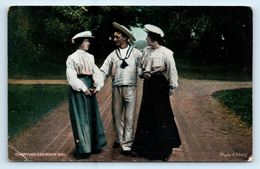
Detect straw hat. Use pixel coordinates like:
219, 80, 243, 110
144, 24, 164, 37
112, 22, 136, 41
71, 31, 94, 43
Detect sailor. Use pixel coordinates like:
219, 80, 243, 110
100, 22, 142, 156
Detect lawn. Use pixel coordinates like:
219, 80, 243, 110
8, 63, 66, 79
8, 58, 252, 81
176, 59, 252, 81
212, 88, 252, 127
8, 84, 69, 138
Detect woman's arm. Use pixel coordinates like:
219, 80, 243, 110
165, 51, 178, 95
66, 56, 89, 92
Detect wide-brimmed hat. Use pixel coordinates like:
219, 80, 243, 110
71, 31, 94, 43
112, 22, 136, 41
144, 24, 164, 37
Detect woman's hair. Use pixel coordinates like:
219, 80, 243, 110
147, 32, 164, 45
73, 37, 88, 49
74, 37, 86, 45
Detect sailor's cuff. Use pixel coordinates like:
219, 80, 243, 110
95, 86, 101, 92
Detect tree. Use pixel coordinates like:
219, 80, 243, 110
8, 6, 252, 78
137, 6, 252, 69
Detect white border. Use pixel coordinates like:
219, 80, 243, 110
1, 1, 259, 169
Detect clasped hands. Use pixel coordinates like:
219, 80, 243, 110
84, 88, 98, 96
142, 72, 152, 79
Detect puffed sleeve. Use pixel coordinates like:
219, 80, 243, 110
135, 49, 144, 77
66, 56, 88, 92
165, 51, 178, 89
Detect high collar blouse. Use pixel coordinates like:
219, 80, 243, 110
140, 46, 179, 88
66, 49, 104, 92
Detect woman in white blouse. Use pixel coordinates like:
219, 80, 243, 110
66, 31, 106, 159
132, 25, 181, 161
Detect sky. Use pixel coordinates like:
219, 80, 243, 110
131, 27, 147, 41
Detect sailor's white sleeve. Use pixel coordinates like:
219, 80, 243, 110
92, 64, 104, 91
100, 53, 113, 80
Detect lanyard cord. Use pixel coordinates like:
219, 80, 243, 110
115, 46, 134, 69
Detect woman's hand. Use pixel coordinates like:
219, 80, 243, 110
89, 87, 99, 95
143, 72, 151, 79
169, 88, 175, 96
84, 88, 92, 96
169, 86, 176, 96
92, 88, 99, 95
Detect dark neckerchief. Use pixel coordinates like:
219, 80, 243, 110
115, 46, 134, 69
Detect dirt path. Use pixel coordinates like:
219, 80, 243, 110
171, 79, 252, 161
8, 78, 252, 162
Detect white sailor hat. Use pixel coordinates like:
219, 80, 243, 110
112, 22, 136, 41
71, 31, 94, 43
144, 24, 164, 37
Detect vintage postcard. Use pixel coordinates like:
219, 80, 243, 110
8, 6, 252, 162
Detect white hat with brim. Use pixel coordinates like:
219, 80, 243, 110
71, 31, 94, 43
144, 24, 164, 37
112, 22, 136, 41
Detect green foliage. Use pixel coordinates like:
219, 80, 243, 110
8, 84, 69, 138
212, 88, 252, 126
8, 6, 141, 77
8, 6, 252, 80
8, 7, 40, 67
138, 6, 252, 67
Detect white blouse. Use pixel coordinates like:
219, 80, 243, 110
140, 46, 178, 89
66, 49, 104, 92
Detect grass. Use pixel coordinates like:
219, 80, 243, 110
8, 58, 252, 81
212, 88, 252, 127
8, 84, 69, 138
8, 63, 66, 79
176, 59, 252, 81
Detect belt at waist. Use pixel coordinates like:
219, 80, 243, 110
77, 74, 92, 78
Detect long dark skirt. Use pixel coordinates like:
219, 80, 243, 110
132, 74, 181, 160
69, 76, 106, 154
